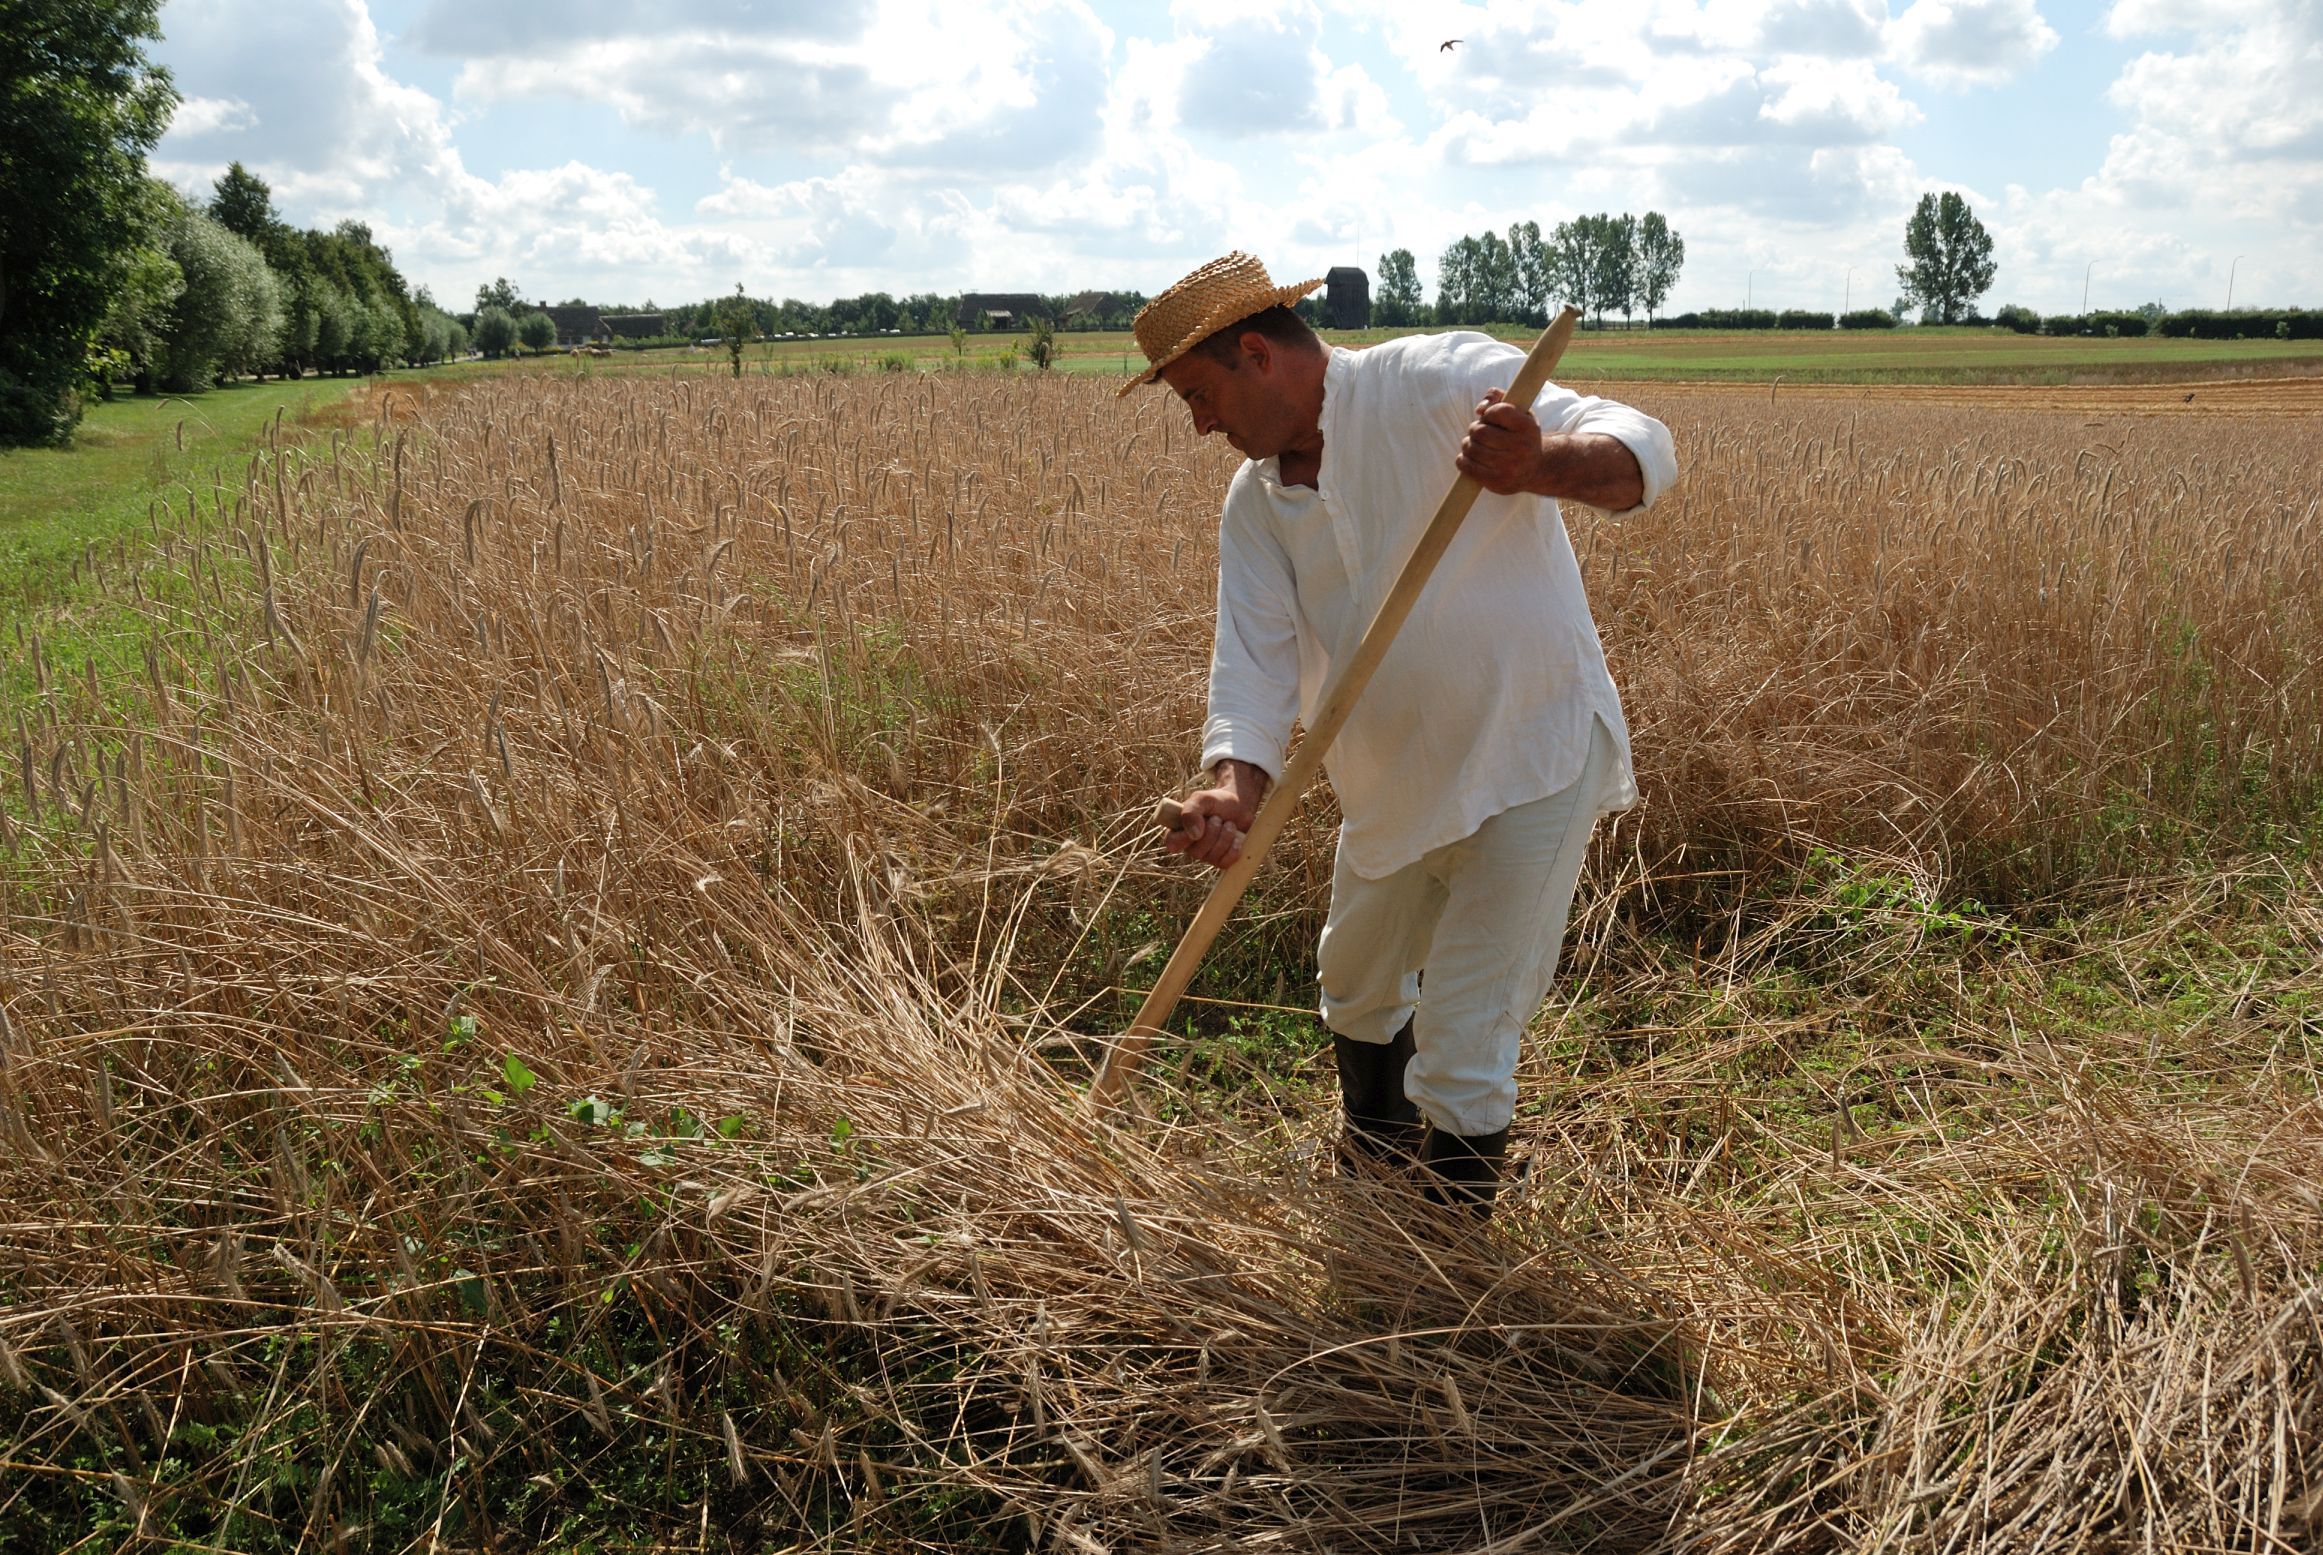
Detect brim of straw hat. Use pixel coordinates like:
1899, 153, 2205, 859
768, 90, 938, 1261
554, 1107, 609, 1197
1117, 274, 1327, 398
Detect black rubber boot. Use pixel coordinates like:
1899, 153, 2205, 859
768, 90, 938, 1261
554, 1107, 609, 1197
1420, 1125, 1511, 1214
1332, 1022, 1422, 1173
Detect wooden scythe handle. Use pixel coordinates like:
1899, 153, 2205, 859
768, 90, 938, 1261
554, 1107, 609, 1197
1086, 306, 1584, 1113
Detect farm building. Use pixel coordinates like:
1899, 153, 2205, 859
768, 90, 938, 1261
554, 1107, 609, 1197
1325, 267, 1370, 330
604, 313, 668, 341
956, 293, 1054, 331
1063, 291, 1135, 328
543, 304, 610, 348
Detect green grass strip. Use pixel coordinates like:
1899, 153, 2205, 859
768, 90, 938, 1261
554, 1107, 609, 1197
0, 376, 375, 725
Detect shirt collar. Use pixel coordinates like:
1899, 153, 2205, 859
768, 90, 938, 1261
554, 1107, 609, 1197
1314, 345, 1347, 502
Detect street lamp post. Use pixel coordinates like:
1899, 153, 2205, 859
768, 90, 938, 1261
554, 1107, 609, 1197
2082, 260, 2093, 314
2227, 255, 2243, 309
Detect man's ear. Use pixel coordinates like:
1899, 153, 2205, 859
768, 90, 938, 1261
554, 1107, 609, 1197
1238, 331, 1272, 373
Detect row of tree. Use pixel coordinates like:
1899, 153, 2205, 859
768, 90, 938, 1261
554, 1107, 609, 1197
425, 287, 1161, 350
88, 165, 447, 398
666, 293, 962, 339
1357, 196, 1991, 331
651, 291, 1147, 340
0, 0, 449, 443
1368, 213, 1687, 329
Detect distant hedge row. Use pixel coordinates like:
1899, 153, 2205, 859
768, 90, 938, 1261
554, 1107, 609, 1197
1654, 308, 1895, 330
1995, 306, 2154, 338
2153, 308, 2323, 340
1992, 307, 2323, 340
1652, 305, 2317, 338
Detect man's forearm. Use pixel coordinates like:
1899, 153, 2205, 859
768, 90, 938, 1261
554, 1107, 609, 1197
1528, 431, 1645, 511
1211, 758, 1271, 804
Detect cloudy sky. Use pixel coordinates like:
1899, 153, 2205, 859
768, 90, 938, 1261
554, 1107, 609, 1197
147, 0, 2318, 316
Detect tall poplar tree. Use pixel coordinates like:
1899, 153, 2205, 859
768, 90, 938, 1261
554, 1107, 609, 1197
1594, 213, 1640, 325
1637, 212, 1684, 324
1896, 192, 1997, 324
1375, 249, 1423, 326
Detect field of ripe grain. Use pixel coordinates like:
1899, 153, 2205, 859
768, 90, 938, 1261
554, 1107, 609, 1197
2, 368, 2319, 1552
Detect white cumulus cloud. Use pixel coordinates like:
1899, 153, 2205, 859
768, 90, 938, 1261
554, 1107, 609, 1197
441, 0, 1111, 171
140, 0, 2318, 318
1889, 0, 2060, 86
167, 94, 256, 137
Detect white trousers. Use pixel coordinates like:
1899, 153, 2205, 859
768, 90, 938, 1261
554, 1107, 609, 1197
1315, 717, 1614, 1137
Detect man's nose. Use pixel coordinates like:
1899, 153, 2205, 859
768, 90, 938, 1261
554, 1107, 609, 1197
1190, 406, 1218, 436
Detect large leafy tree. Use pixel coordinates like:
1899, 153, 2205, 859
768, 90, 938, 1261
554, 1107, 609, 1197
1548, 218, 1600, 322
91, 174, 182, 393
1896, 191, 1997, 324
1473, 228, 1517, 322
1509, 221, 1550, 326
472, 305, 517, 359
302, 221, 418, 372
1374, 248, 1423, 326
1593, 212, 1639, 325
0, 0, 177, 443
474, 276, 522, 315
1434, 235, 1479, 325
208, 161, 277, 244
155, 192, 284, 391
1637, 212, 1684, 324
414, 304, 458, 365
209, 163, 338, 376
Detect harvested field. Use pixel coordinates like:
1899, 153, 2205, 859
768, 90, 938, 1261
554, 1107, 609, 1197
2, 368, 2319, 1551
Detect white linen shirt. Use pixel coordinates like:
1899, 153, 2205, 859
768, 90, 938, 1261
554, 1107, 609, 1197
1198, 331, 1678, 879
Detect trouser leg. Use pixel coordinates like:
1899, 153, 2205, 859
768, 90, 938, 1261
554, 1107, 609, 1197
1406, 722, 1614, 1209
1316, 846, 1442, 1046
1317, 842, 1445, 1170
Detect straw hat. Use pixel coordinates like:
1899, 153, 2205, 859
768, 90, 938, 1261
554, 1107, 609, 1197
1118, 251, 1325, 397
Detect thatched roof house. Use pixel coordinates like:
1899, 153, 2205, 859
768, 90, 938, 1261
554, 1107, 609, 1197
603, 313, 667, 340
1063, 290, 1127, 326
544, 304, 608, 347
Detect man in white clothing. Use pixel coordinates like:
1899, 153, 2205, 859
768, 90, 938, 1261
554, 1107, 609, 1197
1127, 252, 1678, 1213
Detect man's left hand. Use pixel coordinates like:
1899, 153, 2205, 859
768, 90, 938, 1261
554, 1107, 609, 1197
1458, 389, 1546, 495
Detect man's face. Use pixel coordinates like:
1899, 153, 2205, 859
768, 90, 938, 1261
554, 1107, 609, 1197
1158, 338, 1288, 459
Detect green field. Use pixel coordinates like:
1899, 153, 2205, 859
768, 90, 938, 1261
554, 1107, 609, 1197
460, 324, 2323, 387
0, 375, 372, 718
1447, 324, 2323, 384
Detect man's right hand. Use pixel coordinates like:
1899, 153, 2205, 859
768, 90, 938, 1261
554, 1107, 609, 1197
1163, 759, 1268, 870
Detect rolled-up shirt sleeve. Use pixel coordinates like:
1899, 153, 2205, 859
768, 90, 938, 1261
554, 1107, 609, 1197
1435, 332, 1678, 514
1551, 394, 1677, 513
1200, 494, 1301, 782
